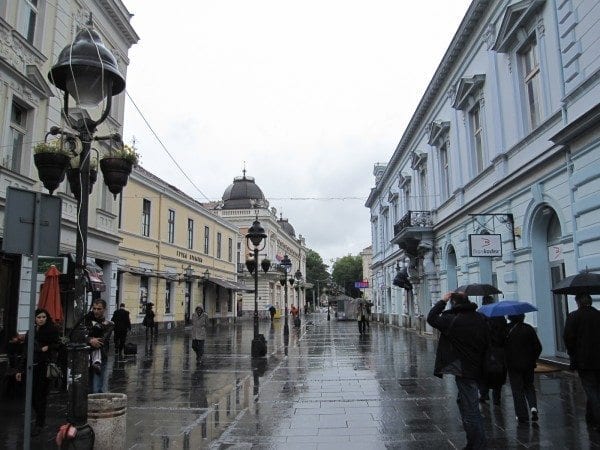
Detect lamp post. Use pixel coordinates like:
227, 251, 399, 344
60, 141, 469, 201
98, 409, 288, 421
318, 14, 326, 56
246, 218, 268, 357
280, 254, 292, 335
184, 265, 194, 324
202, 269, 210, 310
36, 16, 127, 448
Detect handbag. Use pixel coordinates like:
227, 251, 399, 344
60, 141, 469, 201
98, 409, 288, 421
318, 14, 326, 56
46, 362, 61, 380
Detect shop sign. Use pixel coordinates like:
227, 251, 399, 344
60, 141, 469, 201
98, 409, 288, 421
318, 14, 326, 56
469, 234, 502, 257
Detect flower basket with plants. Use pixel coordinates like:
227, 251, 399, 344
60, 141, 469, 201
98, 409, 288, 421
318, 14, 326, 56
261, 259, 271, 273
67, 158, 98, 199
33, 139, 72, 195
100, 143, 140, 198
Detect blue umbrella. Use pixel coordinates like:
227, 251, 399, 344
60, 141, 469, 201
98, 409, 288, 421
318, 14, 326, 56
478, 300, 538, 317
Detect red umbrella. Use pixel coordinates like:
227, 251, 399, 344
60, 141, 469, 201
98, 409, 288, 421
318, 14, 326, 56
38, 265, 63, 323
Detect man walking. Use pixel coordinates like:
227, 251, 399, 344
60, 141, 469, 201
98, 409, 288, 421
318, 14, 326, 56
427, 292, 489, 449
564, 293, 600, 429
84, 299, 113, 394
111, 303, 131, 359
191, 306, 208, 363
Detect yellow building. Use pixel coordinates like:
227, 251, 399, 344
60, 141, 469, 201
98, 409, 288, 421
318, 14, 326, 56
118, 166, 243, 331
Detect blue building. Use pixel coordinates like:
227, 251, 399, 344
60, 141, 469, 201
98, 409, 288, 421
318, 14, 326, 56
365, 0, 600, 361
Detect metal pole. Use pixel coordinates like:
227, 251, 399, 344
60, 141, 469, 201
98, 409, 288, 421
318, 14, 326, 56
23, 192, 42, 449
283, 279, 289, 335
253, 247, 259, 339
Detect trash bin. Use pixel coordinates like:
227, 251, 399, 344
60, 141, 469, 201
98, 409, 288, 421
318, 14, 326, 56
88, 393, 127, 450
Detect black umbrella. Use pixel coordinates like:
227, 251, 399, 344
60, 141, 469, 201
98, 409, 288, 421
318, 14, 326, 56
455, 283, 502, 296
552, 271, 600, 295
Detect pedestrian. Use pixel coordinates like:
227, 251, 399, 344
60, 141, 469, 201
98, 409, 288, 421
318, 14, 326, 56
478, 295, 507, 405
365, 301, 373, 330
111, 303, 131, 359
191, 306, 208, 363
427, 291, 489, 450
84, 299, 113, 394
143, 303, 155, 340
269, 305, 276, 321
15, 308, 60, 436
356, 302, 366, 334
291, 305, 300, 327
564, 293, 600, 429
505, 313, 542, 423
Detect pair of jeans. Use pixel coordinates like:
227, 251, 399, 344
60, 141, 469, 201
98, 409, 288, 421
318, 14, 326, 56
579, 370, 600, 426
89, 360, 107, 394
192, 339, 204, 359
455, 376, 486, 449
508, 368, 537, 420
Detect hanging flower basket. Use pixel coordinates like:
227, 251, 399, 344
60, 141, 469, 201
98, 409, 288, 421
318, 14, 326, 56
66, 167, 97, 199
261, 259, 271, 273
245, 259, 256, 275
100, 157, 133, 199
34, 152, 71, 195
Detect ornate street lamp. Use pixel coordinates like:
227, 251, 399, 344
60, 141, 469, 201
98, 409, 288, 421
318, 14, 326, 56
246, 218, 268, 357
202, 268, 210, 310
280, 254, 292, 335
36, 16, 127, 448
294, 269, 303, 323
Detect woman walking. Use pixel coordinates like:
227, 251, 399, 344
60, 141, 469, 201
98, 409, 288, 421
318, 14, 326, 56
191, 306, 208, 363
505, 313, 542, 423
15, 309, 60, 435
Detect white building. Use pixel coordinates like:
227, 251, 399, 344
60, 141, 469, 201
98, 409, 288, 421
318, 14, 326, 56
212, 171, 307, 317
0, 1, 138, 343
366, 0, 600, 361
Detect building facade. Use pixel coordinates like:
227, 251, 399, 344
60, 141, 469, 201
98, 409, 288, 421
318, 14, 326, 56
118, 166, 242, 330
365, 0, 600, 360
0, 1, 138, 347
212, 172, 307, 318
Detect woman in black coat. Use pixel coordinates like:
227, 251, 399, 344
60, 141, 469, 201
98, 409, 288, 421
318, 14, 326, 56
505, 313, 542, 423
15, 308, 60, 435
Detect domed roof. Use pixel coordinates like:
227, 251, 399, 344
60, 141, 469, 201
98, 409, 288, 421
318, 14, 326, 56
278, 216, 296, 237
221, 172, 267, 210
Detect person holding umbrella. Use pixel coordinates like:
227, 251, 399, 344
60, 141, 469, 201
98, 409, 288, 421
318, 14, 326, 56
478, 295, 507, 406
505, 313, 542, 423
563, 293, 600, 429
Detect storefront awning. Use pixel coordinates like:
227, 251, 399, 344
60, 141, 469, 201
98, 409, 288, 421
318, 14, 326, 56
208, 277, 252, 291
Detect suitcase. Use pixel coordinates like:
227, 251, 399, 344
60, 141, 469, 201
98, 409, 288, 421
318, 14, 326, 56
124, 342, 137, 355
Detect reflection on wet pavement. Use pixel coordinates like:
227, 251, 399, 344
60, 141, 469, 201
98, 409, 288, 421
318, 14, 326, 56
1, 314, 599, 449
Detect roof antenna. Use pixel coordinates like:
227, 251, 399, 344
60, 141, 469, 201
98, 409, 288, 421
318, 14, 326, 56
242, 161, 246, 179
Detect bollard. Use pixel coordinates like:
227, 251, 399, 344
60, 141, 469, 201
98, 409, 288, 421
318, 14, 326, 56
87, 393, 127, 450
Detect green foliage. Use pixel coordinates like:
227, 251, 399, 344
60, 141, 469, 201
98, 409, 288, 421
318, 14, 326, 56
33, 140, 71, 155
305, 249, 330, 302
105, 143, 140, 165
331, 255, 363, 297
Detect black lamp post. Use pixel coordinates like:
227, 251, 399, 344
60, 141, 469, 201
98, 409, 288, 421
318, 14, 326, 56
246, 218, 268, 357
280, 254, 292, 335
37, 15, 127, 448
202, 269, 210, 310
294, 269, 302, 309
184, 265, 194, 324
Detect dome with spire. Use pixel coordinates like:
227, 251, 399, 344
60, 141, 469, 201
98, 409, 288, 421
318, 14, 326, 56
277, 216, 296, 237
221, 171, 268, 210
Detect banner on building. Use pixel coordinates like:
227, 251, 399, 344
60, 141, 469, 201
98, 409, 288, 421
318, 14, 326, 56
469, 234, 502, 257
354, 280, 369, 289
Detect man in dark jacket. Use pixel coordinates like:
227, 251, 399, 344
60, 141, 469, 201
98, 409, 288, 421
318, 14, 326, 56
84, 299, 113, 394
564, 293, 600, 428
111, 303, 131, 359
505, 314, 542, 423
427, 291, 489, 450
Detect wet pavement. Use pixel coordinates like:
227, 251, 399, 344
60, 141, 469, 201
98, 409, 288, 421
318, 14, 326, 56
1, 313, 599, 449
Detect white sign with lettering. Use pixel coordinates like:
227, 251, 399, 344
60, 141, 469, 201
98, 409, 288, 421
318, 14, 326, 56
469, 234, 502, 257
548, 244, 563, 262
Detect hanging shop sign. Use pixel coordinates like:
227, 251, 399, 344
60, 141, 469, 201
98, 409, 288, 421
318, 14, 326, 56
469, 234, 502, 257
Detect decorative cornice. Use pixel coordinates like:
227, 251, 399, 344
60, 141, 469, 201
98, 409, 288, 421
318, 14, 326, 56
452, 74, 486, 110
492, 0, 546, 53
427, 120, 450, 146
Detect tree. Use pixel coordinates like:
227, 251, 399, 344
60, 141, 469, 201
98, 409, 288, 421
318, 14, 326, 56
331, 255, 363, 298
306, 249, 330, 307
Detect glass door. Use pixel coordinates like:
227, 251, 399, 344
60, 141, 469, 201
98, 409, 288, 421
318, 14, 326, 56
551, 264, 568, 356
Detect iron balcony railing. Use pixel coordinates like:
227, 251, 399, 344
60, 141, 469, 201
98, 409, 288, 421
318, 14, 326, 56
393, 210, 433, 236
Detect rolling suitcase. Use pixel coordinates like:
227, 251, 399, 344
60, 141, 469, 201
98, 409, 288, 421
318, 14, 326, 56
124, 342, 137, 355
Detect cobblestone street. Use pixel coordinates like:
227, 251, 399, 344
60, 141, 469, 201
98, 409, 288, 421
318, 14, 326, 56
1, 313, 598, 449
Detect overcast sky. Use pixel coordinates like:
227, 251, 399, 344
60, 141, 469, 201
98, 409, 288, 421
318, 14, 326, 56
121, 0, 472, 268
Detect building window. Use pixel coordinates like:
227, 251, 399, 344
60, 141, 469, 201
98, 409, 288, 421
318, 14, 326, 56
404, 186, 411, 212
204, 226, 210, 254
18, 0, 37, 44
228, 238, 233, 262
141, 199, 151, 237
139, 276, 149, 315
4, 102, 27, 172
419, 166, 428, 210
215, 289, 221, 313
469, 103, 485, 174
168, 209, 175, 244
165, 280, 172, 314
187, 218, 194, 249
227, 294, 233, 312
439, 141, 451, 201
520, 37, 542, 130
216, 232, 222, 259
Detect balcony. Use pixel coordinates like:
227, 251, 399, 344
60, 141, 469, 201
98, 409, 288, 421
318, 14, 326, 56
391, 210, 434, 256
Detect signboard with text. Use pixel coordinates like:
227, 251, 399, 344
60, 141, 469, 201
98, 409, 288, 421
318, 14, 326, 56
354, 280, 369, 289
469, 234, 502, 257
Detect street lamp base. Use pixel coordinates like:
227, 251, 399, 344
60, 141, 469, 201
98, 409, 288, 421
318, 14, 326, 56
283, 320, 289, 335
62, 423, 94, 449
251, 334, 267, 357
